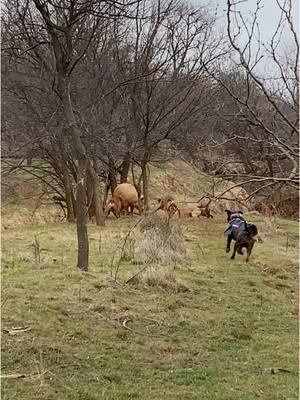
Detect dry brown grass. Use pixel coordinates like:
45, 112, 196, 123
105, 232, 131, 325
2, 204, 64, 229
125, 214, 188, 290
130, 266, 190, 292
258, 216, 279, 241
137, 214, 186, 265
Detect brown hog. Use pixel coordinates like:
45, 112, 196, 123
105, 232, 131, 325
104, 183, 142, 218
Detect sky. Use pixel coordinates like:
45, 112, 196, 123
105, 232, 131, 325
202, 0, 299, 47
192, 0, 299, 76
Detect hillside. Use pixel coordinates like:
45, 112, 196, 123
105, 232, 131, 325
2, 160, 248, 229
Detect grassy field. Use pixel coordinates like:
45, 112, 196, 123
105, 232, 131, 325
1, 211, 298, 400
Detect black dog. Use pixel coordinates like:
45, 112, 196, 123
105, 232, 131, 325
224, 210, 258, 263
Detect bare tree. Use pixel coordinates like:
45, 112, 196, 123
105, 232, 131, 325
198, 0, 299, 205
114, 0, 225, 209
2, 0, 140, 270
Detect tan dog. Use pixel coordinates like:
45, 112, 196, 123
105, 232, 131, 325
197, 205, 213, 219
156, 196, 181, 218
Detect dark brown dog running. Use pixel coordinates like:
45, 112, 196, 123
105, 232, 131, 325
225, 210, 258, 263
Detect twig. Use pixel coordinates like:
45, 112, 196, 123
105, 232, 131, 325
1, 374, 28, 379
121, 317, 170, 338
3, 326, 32, 335
197, 243, 205, 255
122, 317, 131, 329
125, 264, 150, 284
263, 367, 292, 374
57, 363, 80, 369
113, 215, 146, 281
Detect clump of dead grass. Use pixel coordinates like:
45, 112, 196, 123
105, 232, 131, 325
137, 214, 186, 265
128, 215, 188, 291
259, 216, 278, 240
129, 266, 190, 292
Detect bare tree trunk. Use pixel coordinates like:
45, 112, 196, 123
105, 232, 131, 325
71, 189, 76, 219
104, 181, 110, 206
108, 157, 118, 193
26, 148, 35, 166
120, 152, 131, 183
132, 164, 142, 197
64, 175, 76, 222
141, 160, 149, 211
88, 165, 105, 226
131, 164, 136, 186
86, 171, 95, 218
76, 158, 89, 271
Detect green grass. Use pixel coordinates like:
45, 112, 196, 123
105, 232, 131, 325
2, 214, 298, 400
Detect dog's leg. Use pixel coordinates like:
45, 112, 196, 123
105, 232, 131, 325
226, 235, 232, 253
231, 242, 238, 260
246, 240, 254, 262
237, 244, 244, 255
